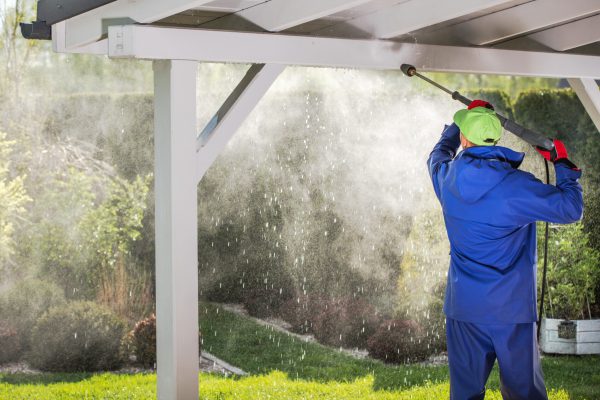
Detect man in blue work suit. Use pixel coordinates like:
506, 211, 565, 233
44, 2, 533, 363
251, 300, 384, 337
427, 100, 583, 400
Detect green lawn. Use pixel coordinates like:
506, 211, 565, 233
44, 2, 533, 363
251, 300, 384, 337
0, 302, 598, 399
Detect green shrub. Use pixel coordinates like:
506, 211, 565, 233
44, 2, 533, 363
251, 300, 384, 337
0, 279, 65, 351
28, 301, 125, 372
540, 223, 600, 320
367, 319, 430, 363
0, 321, 21, 363
420, 282, 447, 354
584, 188, 600, 254
200, 181, 296, 319
0, 131, 31, 268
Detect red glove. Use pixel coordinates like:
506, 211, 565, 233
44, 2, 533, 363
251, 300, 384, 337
468, 99, 494, 111
536, 139, 580, 170
536, 139, 568, 162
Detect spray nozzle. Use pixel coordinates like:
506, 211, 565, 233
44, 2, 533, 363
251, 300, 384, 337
400, 64, 417, 77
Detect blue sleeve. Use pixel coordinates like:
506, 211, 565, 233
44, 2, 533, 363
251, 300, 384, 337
507, 162, 583, 225
427, 123, 461, 200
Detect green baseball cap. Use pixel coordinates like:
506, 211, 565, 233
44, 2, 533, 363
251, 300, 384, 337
453, 107, 502, 146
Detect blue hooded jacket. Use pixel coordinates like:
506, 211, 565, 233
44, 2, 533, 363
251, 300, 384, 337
428, 123, 583, 324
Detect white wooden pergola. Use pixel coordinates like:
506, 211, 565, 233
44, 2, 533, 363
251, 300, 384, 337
23, 1, 600, 398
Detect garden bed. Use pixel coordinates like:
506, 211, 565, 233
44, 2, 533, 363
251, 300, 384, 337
0, 304, 598, 399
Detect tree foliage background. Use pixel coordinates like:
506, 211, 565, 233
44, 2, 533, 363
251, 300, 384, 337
0, 0, 598, 369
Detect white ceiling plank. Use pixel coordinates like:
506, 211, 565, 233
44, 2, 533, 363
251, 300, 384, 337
525, 14, 600, 51
198, 0, 266, 13
107, 25, 600, 79
237, 0, 374, 32
568, 78, 600, 133
449, 0, 600, 46
341, 0, 516, 39
62, 0, 215, 49
196, 64, 285, 181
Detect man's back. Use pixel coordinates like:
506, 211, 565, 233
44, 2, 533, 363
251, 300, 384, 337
428, 124, 583, 324
427, 105, 583, 400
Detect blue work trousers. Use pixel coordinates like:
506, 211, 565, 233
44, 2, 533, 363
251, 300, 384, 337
446, 318, 548, 400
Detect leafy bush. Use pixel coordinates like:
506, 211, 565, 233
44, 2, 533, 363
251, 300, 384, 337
0, 279, 65, 351
200, 177, 296, 319
0, 131, 31, 269
131, 314, 157, 367
28, 301, 125, 372
80, 174, 152, 322
279, 295, 381, 348
367, 319, 430, 363
278, 294, 327, 335
0, 321, 21, 364
126, 313, 203, 368
540, 223, 600, 320
311, 297, 380, 349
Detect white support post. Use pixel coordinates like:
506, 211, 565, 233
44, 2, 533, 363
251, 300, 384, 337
154, 59, 199, 400
568, 78, 600, 134
196, 63, 285, 182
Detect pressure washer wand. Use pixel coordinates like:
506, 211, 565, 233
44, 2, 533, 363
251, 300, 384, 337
400, 64, 555, 151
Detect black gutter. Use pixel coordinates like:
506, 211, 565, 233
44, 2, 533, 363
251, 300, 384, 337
21, 0, 118, 40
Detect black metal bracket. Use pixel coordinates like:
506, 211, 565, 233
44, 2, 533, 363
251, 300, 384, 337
20, 21, 52, 40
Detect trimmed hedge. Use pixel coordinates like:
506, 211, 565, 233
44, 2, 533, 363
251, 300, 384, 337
28, 301, 125, 372
514, 88, 600, 257
0, 279, 66, 353
465, 89, 514, 119
513, 89, 596, 165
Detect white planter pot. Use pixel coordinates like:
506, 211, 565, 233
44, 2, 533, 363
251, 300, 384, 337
540, 318, 600, 355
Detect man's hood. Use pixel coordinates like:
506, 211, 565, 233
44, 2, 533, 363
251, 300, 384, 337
446, 146, 525, 203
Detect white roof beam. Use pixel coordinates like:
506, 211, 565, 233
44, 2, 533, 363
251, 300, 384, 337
341, 0, 516, 39
568, 78, 600, 134
526, 14, 600, 51
60, 0, 215, 50
107, 25, 600, 79
237, 0, 374, 32
450, 0, 600, 46
52, 22, 108, 54
196, 63, 285, 182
